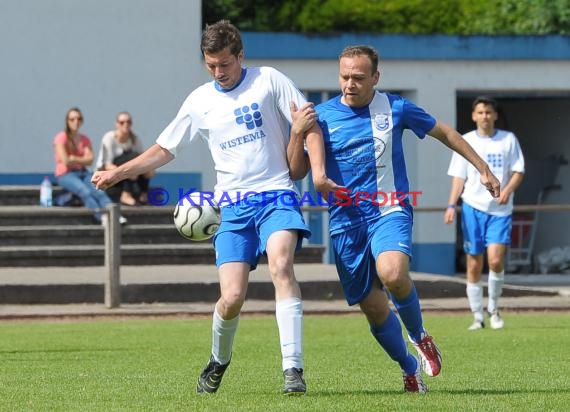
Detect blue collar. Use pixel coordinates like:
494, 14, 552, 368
475, 130, 498, 138
214, 68, 247, 92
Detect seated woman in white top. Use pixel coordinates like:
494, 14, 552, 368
96, 112, 155, 205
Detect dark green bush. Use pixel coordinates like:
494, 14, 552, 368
203, 0, 570, 34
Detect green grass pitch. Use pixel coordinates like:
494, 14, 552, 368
0, 312, 568, 411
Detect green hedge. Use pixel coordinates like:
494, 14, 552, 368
203, 0, 570, 34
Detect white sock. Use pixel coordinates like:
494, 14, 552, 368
466, 282, 484, 322
487, 270, 504, 314
276, 297, 304, 371
211, 308, 239, 365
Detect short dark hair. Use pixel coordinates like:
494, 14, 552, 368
472, 96, 498, 112
200, 20, 243, 56
339, 45, 379, 74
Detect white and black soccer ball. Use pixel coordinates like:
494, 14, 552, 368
173, 193, 221, 241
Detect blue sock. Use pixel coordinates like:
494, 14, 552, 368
391, 285, 424, 343
370, 310, 417, 374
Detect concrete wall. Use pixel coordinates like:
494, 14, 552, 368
0, 0, 213, 186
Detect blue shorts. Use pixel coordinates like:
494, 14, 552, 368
461, 202, 512, 255
213, 190, 311, 270
331, 206, 413, 305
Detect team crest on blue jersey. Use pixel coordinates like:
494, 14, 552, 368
235, 103, 262, 130
374, 113, 390, 131
374, 137, 386, 161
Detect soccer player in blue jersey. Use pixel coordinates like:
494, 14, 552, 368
289, 45, 500, 393
445, 96, 525, 331
92, 20, 338, 395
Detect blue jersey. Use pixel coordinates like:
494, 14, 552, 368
316, 92, 436, 235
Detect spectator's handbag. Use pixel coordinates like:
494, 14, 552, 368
113, 149, 139, 166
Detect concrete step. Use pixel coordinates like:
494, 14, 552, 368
0, 191, 328, 268
0, 205, 174, 225
0, 267, 558, 305
0, 224, 192, 246
0, 184, 129, 206
0, 280, 344, 304
0, 185, 65, 206
0, 244, 325, 267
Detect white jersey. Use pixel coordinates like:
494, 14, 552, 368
156, 66, 307, 203
447, 129, 525, 216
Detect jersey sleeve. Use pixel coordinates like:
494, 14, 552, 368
400, 97, 437, 139
156, 93, 197, 157
509, 134, 525, 173
266, 67, 307, 124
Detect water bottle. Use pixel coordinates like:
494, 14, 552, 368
39, 176, 53, 207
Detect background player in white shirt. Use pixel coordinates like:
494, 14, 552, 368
289, 45, 501, 393
445, 96, 525, 330
92, 20, 338, 395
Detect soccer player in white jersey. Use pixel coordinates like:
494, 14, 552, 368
445, 96, 525, 331
289, 45, 501, 393
92, 20, 338, 395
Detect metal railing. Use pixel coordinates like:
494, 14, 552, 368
301, 205, 570, 213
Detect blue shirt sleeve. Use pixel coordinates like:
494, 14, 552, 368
400, 98, 437, 139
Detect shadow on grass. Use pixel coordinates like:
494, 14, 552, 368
0, 347, 132, 354
309, 387, 570, 397
310, 388, 414, 396
441, 388, 570, 395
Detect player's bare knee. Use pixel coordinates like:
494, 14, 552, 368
219, 290, 246, 313
269, 266, 300, 298
270, 270, 297, 290
379, 268, 407, 289
268, 256, 294, 281
487, 256, 504, 271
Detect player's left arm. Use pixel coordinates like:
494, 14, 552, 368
429, 120, 501, 198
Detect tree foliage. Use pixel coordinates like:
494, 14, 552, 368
202, 0, 570, 34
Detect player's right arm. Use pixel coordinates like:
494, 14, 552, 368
287, 102, 313, 180
92, 91, 195, 190
429, 121, 500, 198
91, 144, 173, 190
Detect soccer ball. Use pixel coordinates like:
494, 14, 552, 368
173, 193, 221, 241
